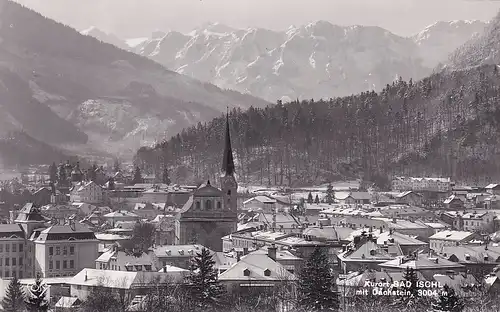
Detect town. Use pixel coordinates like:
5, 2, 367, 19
0, 116, 496, 312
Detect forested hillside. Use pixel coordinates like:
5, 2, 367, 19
136, 64, 500, 186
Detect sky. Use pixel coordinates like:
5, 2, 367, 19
13, 0, 500, 38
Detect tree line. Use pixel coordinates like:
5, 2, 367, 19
136, 64, 500, 187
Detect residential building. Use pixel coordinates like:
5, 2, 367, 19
486, 184, 500, 196
243, 196, 277, 213
68, 269, 181, 302
0, 224, 29, 279
392, 177, 452, 192
395, 191, 423, 206
429, 230, 477, 251
103, 211, 140, 227
379, 252, 465, 280
218, 247, 296, 293
152, 244, 209, 270
460, 211, 496, 232
69, 181, 104, 204
32, 222, 99, 278
376, 231, 427, 255
436, 244, 500, 277
443, 195, 465, 210
96, 249, 154, 271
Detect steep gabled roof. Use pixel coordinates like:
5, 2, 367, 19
218, 253, 295, 282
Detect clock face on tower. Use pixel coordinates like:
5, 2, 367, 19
223, 176, 237, 189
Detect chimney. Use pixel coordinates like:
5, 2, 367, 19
379, 226, 383, 234
268, 244, 277, 262
237, 253, 241, 262
84, 270, 88, 282
243, 247, 249, 255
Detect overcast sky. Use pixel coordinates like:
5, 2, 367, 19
13, 0, 500, 38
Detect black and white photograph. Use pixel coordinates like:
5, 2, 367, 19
0, 0, 499, 311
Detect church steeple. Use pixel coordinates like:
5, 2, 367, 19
222, 110, 235, 176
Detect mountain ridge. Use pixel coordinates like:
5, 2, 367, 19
0, 0, 271, 165
106, 19, 488, 102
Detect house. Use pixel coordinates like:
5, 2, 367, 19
152, 244, 210, 270
429, 230, 477, 251
486, 184, 500, 195
392, 177, 452, 192
40, 204, 80, 225
218, 246, 296, 293
436, 244, 500, 277
32, 187, 52, 207
337, 236, 403, 273
103, 211, 140, 227
68, 269, 181, 302
251, 246, 303, 274
69, 181, 104, 204
376, 230, 427, 255
395, 191, 423, 206
379, 252, 465, 280
243, 196, 277, 213
95, 249, 155, 271
460, 211, 496, 232
133, 202, 167, 219
335, 192, 371, 206
433, 272, 480, 296
55, 296, 82, 311
32, 222, 99, 278
443, 195, 465, 210
0, 224, 30, 279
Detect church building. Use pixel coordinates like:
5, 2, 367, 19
175, 113, 238, 252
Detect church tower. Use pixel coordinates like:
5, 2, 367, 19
221, 112, 237, 213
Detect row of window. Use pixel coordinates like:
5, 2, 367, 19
49, 260, 75, 270
0, 243, 24, 253
0, 257, 23, 266
0, 269, 23, 279
195, 200, 222, 210
49, 246, 75, 256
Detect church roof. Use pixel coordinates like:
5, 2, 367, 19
193, 180, 223, 197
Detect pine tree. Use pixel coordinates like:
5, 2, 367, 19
298, 246, 339, 312
48, 162, 57, 184
25, 275, 49, 312
162, 167, 171, 185
325, 183, 334, 204
307, 192, 313, 204
132, 166, 143, 184
403, 267, 419, 298
57, 164, 67, 186
432, 285, 464, 312
186, 248, 225, 311
2, 276, 25, 312
315, 194, 320, 204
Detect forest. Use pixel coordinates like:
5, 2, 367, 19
135, 64, 500, 187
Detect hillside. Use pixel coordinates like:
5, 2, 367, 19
447, 12, 500, 71
0, 0, 270, 163
116, 21, 486, 103
135, 63, 500, 186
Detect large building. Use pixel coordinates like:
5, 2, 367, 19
175, 113, 238, 252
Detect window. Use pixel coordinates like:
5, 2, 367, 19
0, 258, 3, 266
19, 244, 23, 252
49, 247, 53, 256
63, 246, 67, 255
19, 258, 23, 266
0, 244, 3, 252
6, 245, 9, 253
63, 260, 67, 269
5, 258, 9, 266
205, 200, 212, 210
49, 261, 53, 270
196, 201, 201, 210
243, 269, 250, 276
70, 246, 75, 255
12, 271, 16, 278
56, 261, 60, 269
19, 271, 23, 279
56, 247, 60, 255
12, 244, 16, 253
12, 258, 16, 266
69, 260, 74, 269
4, 271, 9, 278
217, 201, 222, 209
264, 269, 271, 277
227, 190, 231, 196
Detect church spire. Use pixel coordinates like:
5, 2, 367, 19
222, 109, 235, 176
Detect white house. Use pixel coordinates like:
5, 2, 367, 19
429, 230, 477, 251
70, 181, 104, 204
243, 196, 277, 212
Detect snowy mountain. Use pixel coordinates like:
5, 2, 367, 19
412, 20, 488, 68
0, 1, 270, 165
117, 21, 487, 102
80, 26, 129, 50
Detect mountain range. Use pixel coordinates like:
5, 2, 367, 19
85, 20, 488, 103
0, 0, 270, 167
136, 11, 500, 186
